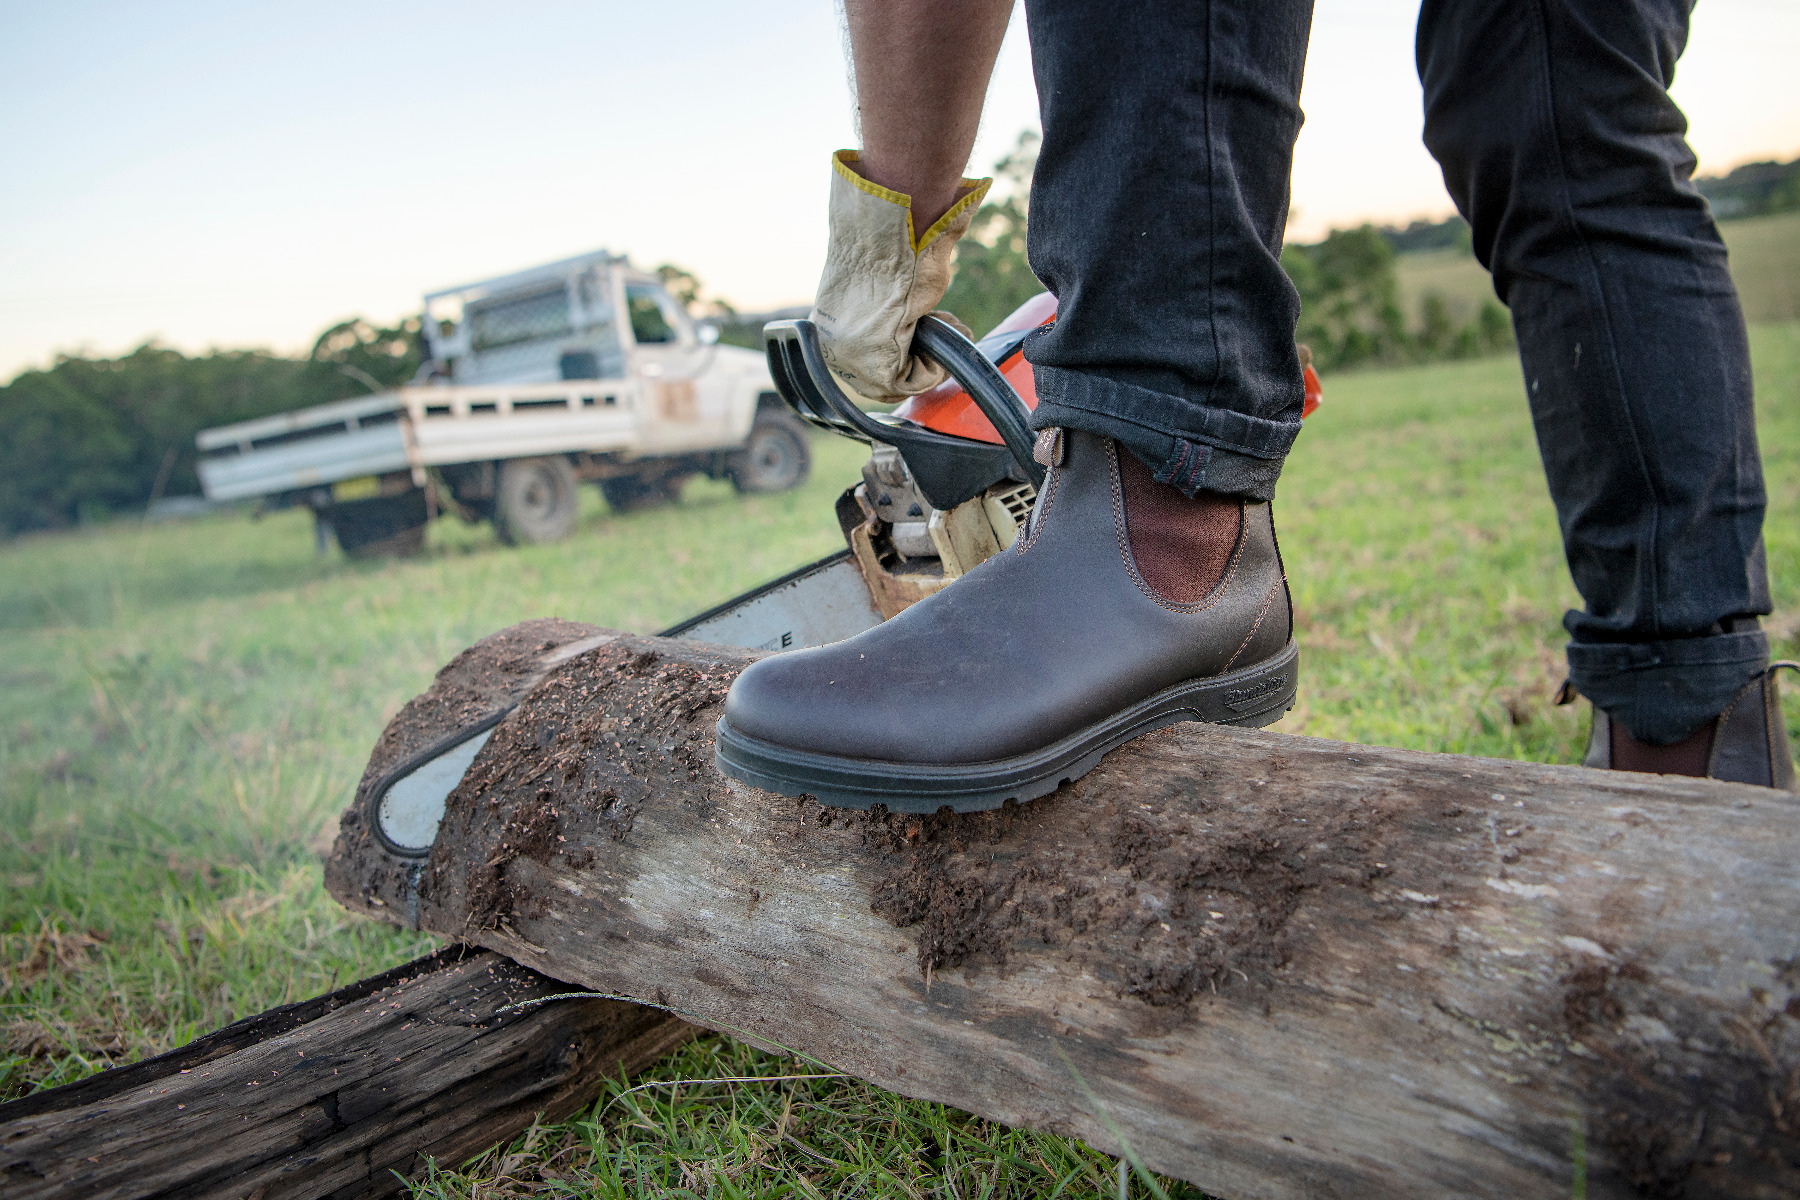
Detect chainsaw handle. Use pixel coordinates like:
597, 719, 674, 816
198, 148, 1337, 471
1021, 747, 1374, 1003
762, 317, 1044, 506
911, 315, 1045, 490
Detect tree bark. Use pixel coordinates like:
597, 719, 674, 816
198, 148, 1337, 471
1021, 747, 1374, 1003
0, 946, 693, 1199
325, 622, 1800, 1200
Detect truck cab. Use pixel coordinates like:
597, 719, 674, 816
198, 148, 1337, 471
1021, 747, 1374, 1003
423, 252, 759, 458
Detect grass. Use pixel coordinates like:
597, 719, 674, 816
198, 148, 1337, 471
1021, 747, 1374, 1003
1392, 208, 1800, 327
3, 323, 1797, 1196
408, 1036, 1155, 1199
1719, 211, 1800, 324
0, 451, 868, 1088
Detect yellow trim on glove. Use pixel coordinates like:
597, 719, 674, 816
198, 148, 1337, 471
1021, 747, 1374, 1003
832, 150, 993, 254
832, 150, 910, 206
917, 181, 990, 252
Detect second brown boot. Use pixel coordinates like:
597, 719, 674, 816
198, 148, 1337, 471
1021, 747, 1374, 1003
1576, 663, 1797, 790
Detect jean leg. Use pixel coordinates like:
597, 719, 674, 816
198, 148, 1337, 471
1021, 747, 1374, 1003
1020, 0, 1314, 500
1417, 0, 1771, 744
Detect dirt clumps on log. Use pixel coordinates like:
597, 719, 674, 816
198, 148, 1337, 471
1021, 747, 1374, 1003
0, 946, 693, 1199
326, 622, 1800, 1200
858, 778, 1386, 1004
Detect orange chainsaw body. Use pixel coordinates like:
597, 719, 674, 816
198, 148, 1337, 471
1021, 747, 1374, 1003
894, 292, 1322, 445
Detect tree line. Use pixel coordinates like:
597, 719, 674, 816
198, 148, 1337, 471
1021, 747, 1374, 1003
0, 213, 1508, 537
1695, 156, 1800, 221
39, 140, 1794, 536
1282, 224, 1513, 370
0, 320, 424, 535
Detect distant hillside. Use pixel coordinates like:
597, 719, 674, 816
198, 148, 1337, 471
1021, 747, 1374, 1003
1374, 156, 1799, 259
1715, 210, 1800, 323
1696, 157, 1800, 220
1367, 160, 1798, 336
1391, 209, 1800, 329
1377, 217, 1471, 256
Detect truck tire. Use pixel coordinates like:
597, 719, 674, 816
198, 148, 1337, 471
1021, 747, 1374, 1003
493, 456, 580, 545
329, 490, 429, 559
729, 411, 811, 494
600, 473, 684, 513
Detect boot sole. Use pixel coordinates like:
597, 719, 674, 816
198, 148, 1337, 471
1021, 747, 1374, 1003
714, 639, 1300, 813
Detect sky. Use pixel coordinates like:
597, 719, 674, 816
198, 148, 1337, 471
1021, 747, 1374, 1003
2, 0, 1796, 381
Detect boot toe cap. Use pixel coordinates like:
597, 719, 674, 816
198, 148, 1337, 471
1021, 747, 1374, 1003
722, 643, 1010, 764
722, 648, 865, 756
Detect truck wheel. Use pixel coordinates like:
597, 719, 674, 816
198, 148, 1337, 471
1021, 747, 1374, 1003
329, 490, 429, 559
493, 456, 580, 545
601, 473, 685, 513
729, 411, 811, 494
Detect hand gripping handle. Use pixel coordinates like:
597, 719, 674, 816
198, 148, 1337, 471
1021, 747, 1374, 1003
764, 317, 1046, 492
910, 315, 1045, 489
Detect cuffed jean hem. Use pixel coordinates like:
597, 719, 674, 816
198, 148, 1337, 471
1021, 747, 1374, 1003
1567, 629, 1770, 745
1030, 365, 1299, 501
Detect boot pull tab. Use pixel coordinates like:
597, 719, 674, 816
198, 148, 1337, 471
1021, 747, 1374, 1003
1033, 427, 1065, 468
1552, 678, 1579, 706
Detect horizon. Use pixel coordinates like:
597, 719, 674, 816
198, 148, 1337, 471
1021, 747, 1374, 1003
3, 0, 1795, 380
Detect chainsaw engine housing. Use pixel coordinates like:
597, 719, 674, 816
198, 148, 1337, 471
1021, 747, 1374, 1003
839, 443, 1037, 618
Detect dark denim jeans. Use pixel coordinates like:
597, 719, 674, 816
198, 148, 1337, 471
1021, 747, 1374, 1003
1019, 0, 1771, 744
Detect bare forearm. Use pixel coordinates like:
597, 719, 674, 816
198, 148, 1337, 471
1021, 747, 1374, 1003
844, 0, 1013, 231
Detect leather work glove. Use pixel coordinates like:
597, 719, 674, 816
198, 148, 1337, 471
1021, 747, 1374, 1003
811, 150, 991, 400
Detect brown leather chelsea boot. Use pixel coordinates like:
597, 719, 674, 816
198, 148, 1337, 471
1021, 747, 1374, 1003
715, 430, 1298, 812
1577, 662, 1797, 790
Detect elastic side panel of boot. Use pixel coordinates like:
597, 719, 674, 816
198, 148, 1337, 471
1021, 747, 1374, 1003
1707, 675, 1776, 788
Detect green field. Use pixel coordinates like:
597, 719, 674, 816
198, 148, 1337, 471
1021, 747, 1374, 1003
1719, 211, 1800, 324
4, 324, 1797, 1196
1394, 208, 1800, 329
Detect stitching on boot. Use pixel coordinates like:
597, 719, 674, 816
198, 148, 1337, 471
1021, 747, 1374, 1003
1705, 690, 1746, 777
1267, 499, 1294, 643
1225, 579, 1282, 671
1111, 440, 1248, 613
1766, 673, 1780, 781
1015, 454, 1062, 556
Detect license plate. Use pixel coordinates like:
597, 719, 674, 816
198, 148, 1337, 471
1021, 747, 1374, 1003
331, 475, 381, 502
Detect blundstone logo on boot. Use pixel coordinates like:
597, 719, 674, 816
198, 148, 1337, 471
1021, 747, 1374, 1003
1223, 677, 1286, 711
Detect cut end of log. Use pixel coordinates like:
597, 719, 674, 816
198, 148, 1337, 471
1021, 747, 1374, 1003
325, 617, 613, 920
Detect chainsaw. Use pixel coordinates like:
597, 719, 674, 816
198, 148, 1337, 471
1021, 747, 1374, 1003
365, 295, 1322, 856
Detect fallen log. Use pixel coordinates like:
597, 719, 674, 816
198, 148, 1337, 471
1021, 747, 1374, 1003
0, 945, 693, 1199
325, 621, 1800, 1200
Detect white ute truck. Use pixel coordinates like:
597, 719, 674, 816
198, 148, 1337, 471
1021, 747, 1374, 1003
194, 250, 810, 555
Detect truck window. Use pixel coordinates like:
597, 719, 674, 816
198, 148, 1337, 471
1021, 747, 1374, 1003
626, 284, 682, 345
560, 351, 601, 380
468, 285, 574, 351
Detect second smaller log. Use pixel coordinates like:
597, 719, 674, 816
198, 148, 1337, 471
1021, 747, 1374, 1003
0, 946, 695, 1200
